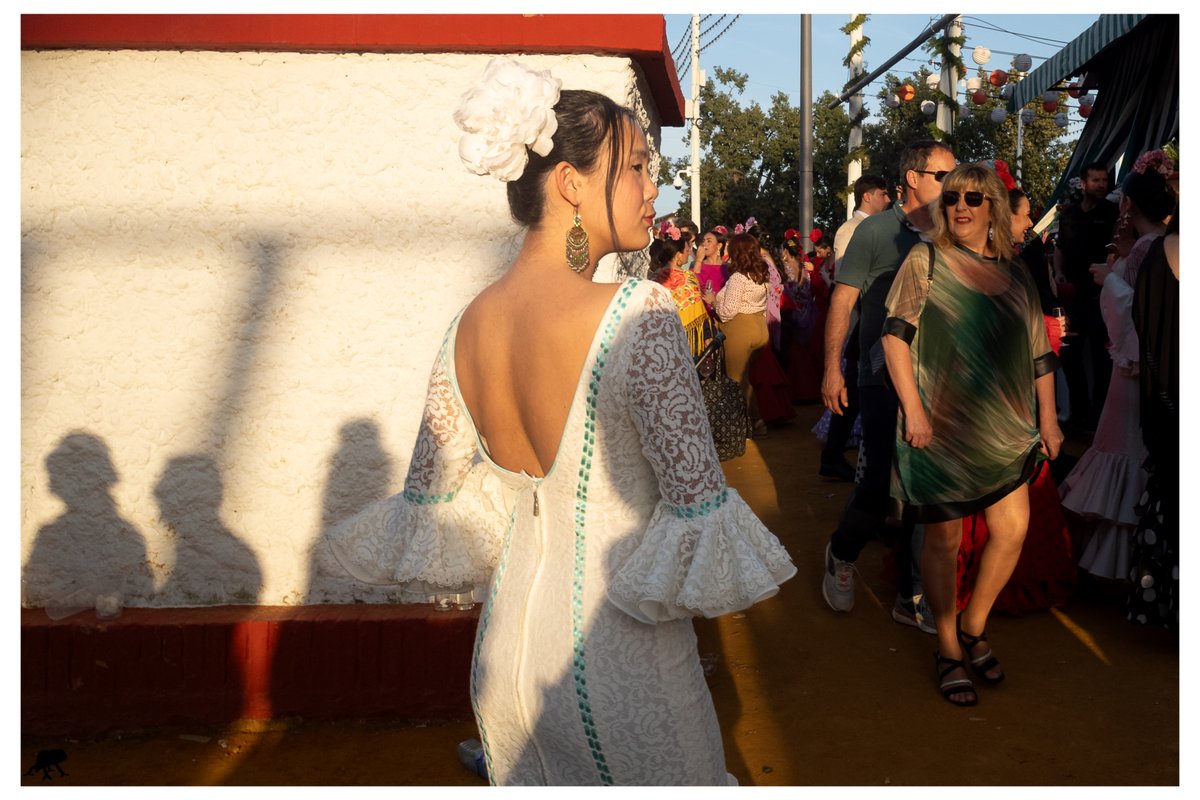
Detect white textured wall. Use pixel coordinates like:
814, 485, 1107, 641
21, 49, 664, 607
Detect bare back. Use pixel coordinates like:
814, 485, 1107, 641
454, 271, 622, 477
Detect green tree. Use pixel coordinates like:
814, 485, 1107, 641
811, 90, 853, 237
665, 67, 799, 243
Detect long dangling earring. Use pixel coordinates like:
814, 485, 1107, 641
566, 207, 590, 274
987, 223, 994, 242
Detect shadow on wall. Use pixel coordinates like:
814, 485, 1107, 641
22, 431, 156, 610
301, 417, 400, 602
22, 433, 266, 610
270, 418, 400, 718
154, 453, 263, 606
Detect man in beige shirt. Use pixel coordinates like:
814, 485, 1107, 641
833, 175, 891, 263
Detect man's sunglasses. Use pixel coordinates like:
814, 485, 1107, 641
942, 190, 988, 207
914, 169, 950, 182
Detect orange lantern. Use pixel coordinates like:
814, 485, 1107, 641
1043, 100, 1058, 113
1067, 82, 1081, 98
899, 83, 915, 101
971, 89, 988, 105
989, 69, 1008, 87
1079, 104, 1092, 119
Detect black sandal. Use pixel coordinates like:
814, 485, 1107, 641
934, 652, 978, 707
957, 620, 1005, 684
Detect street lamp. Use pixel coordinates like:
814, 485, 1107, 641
673, 169, 689, 190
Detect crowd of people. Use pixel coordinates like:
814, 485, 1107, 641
649, 140, 1179, 708
326, 56, 1178, 784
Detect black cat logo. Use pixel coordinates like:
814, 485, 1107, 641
26, 749, 68, 781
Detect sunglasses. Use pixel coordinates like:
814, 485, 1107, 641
942, 190, 988, 207
914, 169, 950, 182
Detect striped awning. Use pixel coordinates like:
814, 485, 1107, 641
1008, 14, 1147, 110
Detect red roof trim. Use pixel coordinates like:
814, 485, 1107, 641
21, 14, 684, 125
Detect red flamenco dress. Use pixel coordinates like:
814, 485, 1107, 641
955, 316, 1075, 614
749, 260, 796, 424
785, 259, 828, 402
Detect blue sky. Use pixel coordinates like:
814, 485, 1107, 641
657, 13, 1105, 215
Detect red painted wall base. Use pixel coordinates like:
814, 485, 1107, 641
21, 605, 480, 736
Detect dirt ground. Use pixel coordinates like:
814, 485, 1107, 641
20, 403, 1179, 786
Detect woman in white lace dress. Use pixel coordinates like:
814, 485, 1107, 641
326, 59, 795, 786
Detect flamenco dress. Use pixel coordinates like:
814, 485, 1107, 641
327, 279, 795, 784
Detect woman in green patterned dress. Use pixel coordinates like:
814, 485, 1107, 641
881, 164, 1064, 706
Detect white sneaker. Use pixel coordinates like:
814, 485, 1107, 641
822, 541, 855, 612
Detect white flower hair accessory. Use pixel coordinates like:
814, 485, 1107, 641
453, 57, 562, 182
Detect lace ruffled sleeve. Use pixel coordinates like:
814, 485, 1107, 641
326, 323, 508, 593
607, 285, 796, 624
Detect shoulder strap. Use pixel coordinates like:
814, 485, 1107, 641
926, 241, 936, 282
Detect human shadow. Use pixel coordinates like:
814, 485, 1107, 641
263, 418, 401, 727
22, 431, 156, 611
153, 454, 262, 606
303, 418, 403, 603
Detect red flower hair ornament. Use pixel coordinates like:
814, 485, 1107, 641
994, 160, 1016, 191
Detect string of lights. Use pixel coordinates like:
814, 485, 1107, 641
698, 14, 726, 41
699, 14, 741, 54
669, 27, 691, 64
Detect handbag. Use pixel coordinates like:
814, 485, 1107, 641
695, 330, 750, 461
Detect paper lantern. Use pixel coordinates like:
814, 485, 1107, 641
1079, 104, 1092, 119
925, 73, 941, 89
1014, 53, 1033, 72
899, 84, 915, 101
1043, 90, 1059, 103
1043, 100, 1058, 113
1055, 112, 1069, 128
967, 76, 982, 92
990, 107, 1008, 123
1019, 108, 1036, 124
920, 99, 936, 116
972, 46, 991, 65
1067, 82, 1081, 98
971, 89, 988, 105
1078, 93, 1095, 107
885, 93, 900, 108
989, 69, 1008, 87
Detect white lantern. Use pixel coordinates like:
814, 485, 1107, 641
1000, 83, 1014, 100
885, 93, 900, 108
972, 46, 991, 65
1078, 93, 1095, 107
990, 107, 1008, 123
1054, 112, 1069, 128
1014, 53, 1033, 72
925, 73, 940, 89
1043, 89, 1059, 103
967, 76, 982, 92
1019, 108, 1036, 124
920, 99, 936, 116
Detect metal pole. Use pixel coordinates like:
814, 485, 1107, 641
690, 13, 702, 228
936, 15, 962, 136
846, 15, 864, 221
1015, 109, 1025, 188
801, 14, 813, 250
